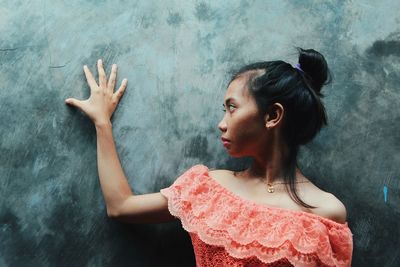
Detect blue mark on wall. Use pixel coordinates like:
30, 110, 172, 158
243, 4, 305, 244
383, 185, 388, 203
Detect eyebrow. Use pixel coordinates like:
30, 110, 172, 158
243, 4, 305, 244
222, 97, 235, 107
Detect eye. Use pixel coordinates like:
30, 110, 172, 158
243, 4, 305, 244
222, 104, 235, 112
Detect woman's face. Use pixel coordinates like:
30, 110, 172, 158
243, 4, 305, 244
218, 75, 267, 157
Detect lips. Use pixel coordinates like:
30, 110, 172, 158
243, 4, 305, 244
221, 137, 230, 142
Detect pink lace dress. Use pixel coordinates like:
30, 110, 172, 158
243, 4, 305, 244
160, 164, 353, 267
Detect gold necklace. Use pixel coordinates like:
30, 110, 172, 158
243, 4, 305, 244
264, 180, 310, 193
233, 171, 310, 193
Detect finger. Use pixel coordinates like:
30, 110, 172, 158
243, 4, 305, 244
83, 65, 98, 89
107, 64, 117, 92
97, 59, 107, 89
65, 98, 82, 109
114, 79, 128, 100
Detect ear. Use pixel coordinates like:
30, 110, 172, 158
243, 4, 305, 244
264, 103, 284, 128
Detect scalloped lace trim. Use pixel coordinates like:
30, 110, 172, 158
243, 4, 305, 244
160, 164, 353, 267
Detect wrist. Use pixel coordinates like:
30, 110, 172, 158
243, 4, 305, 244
95, 120, 112, 130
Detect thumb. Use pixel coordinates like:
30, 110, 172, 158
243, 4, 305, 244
65, 98, 82, 109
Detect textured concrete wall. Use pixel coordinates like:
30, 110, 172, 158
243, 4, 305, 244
1, 0, 399, 266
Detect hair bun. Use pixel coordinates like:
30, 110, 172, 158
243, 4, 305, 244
296, 47, 332, 96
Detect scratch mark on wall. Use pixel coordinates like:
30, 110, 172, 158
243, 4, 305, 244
383, 185, 388, 202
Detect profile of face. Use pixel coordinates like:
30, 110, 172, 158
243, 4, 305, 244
218, 75, 269, 158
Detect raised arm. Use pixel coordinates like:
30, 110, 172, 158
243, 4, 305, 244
94, 122, 132, 215
95, 122, 176, 224
65, 59, 176, 224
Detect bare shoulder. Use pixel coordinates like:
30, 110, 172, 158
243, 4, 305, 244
209, 169, 348, 224
293, 186, 348, 224
295, 174, 348, 224
319, 192, 348, 224
208, 169, 234, 185
299, 179, 348, 224
208, 169, 227, 181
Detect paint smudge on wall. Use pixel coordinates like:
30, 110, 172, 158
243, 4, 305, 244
383, 185, 388, 202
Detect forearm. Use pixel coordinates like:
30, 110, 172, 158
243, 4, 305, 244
95, 121, 133, 214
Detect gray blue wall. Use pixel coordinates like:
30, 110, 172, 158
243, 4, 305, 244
1, 0, 399, 266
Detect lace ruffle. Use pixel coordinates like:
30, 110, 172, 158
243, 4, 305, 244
160, 164, 353, 267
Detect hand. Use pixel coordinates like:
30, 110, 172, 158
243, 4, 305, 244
65, 59, 128, 126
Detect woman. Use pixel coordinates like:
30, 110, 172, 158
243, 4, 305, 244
65, 48, 353, 266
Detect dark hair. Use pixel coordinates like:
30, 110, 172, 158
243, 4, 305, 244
230, 47, 332, 209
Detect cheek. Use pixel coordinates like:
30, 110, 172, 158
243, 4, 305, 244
235, 116, 264, 141
238, 126, 262, 143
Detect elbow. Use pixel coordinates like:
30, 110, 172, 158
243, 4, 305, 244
106, 197, 130, 218
106, 207, 120, 218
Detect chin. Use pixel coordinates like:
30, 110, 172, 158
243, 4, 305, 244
229, 149, 253, 159
226, 149, 244, 158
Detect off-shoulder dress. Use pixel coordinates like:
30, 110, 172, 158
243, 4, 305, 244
160, 164, 353, 267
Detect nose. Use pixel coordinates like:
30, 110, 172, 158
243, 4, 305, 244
218, 118, 227, 133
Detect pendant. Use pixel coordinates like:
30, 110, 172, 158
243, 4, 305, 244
267, 183, 274, 193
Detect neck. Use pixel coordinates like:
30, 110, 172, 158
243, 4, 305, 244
244, 135, 306, 185
246, 136, 289, 184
